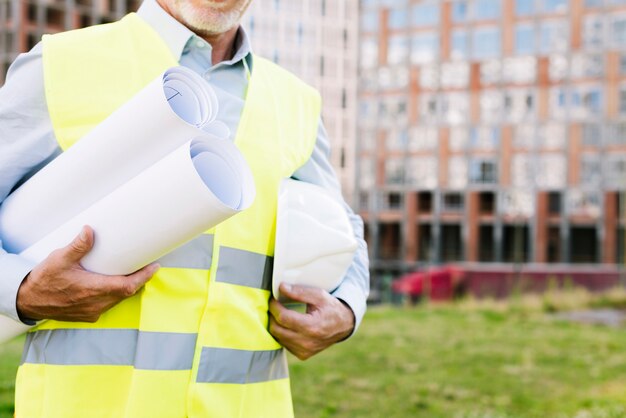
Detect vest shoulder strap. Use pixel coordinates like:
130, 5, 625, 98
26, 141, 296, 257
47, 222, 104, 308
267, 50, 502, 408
42, 13, 177, 149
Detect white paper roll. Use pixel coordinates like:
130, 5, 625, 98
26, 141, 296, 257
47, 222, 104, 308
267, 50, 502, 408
0, 67, 218, 253
0, 135, 255, 341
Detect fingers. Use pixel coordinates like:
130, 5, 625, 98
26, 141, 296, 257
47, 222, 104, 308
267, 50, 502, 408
269, 298, 309, 330
96, 263, 160, 297
269, 315, 315, 360
279, 283, 328, 306
60, 226, 94, 264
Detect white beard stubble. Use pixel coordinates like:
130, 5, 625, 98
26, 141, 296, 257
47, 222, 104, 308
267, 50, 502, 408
174, 0, 249, 36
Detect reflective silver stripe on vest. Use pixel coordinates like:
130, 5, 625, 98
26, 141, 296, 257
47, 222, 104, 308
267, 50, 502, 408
20, 329, 197, 370
157, 234, 214, 270
215, 247, 273, 290
196, 347, 288, 384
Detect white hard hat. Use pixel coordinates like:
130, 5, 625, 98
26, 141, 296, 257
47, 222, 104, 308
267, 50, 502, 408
272, 179, 358, 300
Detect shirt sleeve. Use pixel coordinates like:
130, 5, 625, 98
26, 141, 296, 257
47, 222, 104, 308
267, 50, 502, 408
0, 43, 62, 321
291, 119, 370, 335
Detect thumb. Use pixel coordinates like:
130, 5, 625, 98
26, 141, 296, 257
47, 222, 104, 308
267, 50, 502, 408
61, 226, 94, 264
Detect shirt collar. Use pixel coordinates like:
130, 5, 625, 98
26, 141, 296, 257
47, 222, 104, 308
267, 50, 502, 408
137, 0, 253, 67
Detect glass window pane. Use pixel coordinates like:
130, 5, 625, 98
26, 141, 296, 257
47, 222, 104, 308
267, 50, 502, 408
515, 24, 535, 55
452, 1, 469, 22
451, 30, 469, 60
448, 156, 468, 189
474, 0, 501, 20
473, 27, 501, 59
612, 14, 626, 47
407, 157, 437, 189
412, 32, 439, 64
388, 35, 409, 65
516, 0, 535, 16
411, 3, 439, 27
361, 11, 379, 32
540, 21, 569, 54
583, 15, 604, 49
388, 9, 408, 29
469, 159, 498, 184
544, 0, 568, 13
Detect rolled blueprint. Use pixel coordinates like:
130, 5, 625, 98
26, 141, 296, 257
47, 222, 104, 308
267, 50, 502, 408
0, 66, 219, 253
0, 136, 255, 342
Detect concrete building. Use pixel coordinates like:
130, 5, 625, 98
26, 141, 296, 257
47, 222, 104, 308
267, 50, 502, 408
0, 0, 359, 201
358, 0, 626, 282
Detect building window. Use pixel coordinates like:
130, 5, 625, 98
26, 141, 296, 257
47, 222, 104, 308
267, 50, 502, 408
360, 38, 378, 70
386, 129, 409, 151
582, 123, 602, 147
361, 11, 379, 32
539, 122, 566, 149
451, 30, 469, 60
470, 126, 500, 150
385, 158, 405, 185
388, 35, 409, 65
474, 0, 501, 20
480, 90, 504, 122
442, 193, 465, 212
470, 159, 498, 184
544, 0, 568, 13
620, 86, 626, 115
515, 24, 536, 55
452, 1, 469, 22
537, 154, 566, 189
441, 93, 470, 125
450, 128, 469, 151
516, 0, 534, 16
407, 157, 438, 189
609, 122, 626, 146
359, 158, 375, 190
540, 20, 569, 54
571, 53, 604, 79
448, 156, 468, 189
504, 89, 535, 122
442, 62, 470, 88
548, 192, 562, 215
611, 14, 626, 47
604, 155, 626, 190
583, 15, 605, 49
411, 3, 439, 27
472, 27, 501, 59
380, 192, 403, 210
388, 9, 408, 29
584, 0, 603, 7
411, 32, 439, 64
581, 154, 602, 188
409, 126, 438, 152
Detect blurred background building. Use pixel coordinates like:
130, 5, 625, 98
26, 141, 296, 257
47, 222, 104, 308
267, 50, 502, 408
2, 0, 626, 295
0, 0, 359, 197
358, 0, 626, 287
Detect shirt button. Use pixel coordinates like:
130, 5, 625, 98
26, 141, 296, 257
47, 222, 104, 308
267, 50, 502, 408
196, 41, 205, 48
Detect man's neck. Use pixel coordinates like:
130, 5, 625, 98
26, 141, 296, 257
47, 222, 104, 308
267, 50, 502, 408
203, 27, 239, 65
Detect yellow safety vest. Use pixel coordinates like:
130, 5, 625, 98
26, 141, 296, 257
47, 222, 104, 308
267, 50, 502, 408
15, 13, 320, 418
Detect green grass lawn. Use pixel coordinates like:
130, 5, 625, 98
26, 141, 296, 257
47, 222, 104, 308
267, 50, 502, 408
2, 306, 626, 417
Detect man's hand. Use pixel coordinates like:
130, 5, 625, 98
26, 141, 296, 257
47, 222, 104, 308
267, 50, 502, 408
16, 226, 159, 323
269, 283, 355, 360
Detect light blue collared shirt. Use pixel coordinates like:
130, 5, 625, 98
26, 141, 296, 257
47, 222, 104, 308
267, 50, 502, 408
0, 0, 368, 332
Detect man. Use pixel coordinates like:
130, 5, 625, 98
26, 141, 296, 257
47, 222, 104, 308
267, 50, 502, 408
0, 0, 369, 417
